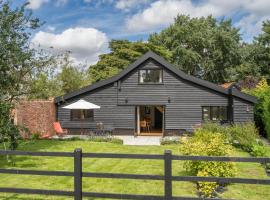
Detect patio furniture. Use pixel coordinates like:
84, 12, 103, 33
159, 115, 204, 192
140, 120, 149, 133
53, 122, 68, 137
63, 99, 101, 135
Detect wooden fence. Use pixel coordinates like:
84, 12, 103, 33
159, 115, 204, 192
0, 149, 270, 200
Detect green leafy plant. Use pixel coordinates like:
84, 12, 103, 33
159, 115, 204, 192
229, 123, 259, 152
30, 133, 40, 140
181, 129, 236, 197
160, 137, 181, 145
250, 144, 267, 157
87, 136, 123, 144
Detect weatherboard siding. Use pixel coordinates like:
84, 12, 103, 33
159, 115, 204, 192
57, 58, 254, 133
233, 97, 254, 123
57, 84, 135, 130
118, 59, 228, 131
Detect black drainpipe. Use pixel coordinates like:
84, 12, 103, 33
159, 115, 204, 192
228, 88, 234, 124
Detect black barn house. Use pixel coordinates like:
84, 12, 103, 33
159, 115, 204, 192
55, 51, 257, 136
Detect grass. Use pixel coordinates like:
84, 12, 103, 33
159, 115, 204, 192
0, 140, 269, 200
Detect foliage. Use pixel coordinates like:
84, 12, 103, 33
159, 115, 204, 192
229, 122, 260, 152
87, 136, 123, 144
181, 129, 236, 197
57, 53, 90, 94
229, 20, 270, 82
149, 15, 241, 84
30, 133, 40, 140
0, 1, 52, 101
29, 53, 90, 99
250, 144, 267, 157
0, 102, 20, 150
244, 79, 270, 138
200, 122, 260, 153
160, 137, 181, 145
88, 40, 172, 83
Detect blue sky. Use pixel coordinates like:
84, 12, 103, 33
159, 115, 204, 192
12, 0, 270, 64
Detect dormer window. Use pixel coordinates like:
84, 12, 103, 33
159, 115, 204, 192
139, 69, 163, 84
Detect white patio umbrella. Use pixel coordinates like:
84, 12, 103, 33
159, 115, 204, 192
63, 99, 100, 109
63, 99, 100, 134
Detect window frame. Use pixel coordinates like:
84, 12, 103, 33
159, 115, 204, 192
70, 109, 94, 121
138, 69, 163, 84
202, 106, 228, 122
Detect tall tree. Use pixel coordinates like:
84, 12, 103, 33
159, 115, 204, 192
0, 1, 46, 102
88, 40, 172, 83
0, 1, 43, 149
149, 15, 241, 84
228, 20, 270, 82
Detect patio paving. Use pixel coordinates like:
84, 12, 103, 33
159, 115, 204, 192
115, 136, 161, 145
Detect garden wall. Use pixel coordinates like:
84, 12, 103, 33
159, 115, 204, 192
14, 99, 56, 137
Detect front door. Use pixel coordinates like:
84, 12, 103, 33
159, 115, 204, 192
136, 105, 164, 136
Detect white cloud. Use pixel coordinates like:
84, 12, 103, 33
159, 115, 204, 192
55, 0, 68, 7
115, 0, 151, 11
46, 25, 56, 32
31, 27, 108, 64
125, 0, 270, 39
27, 0, 49, 10
27, 0, 68, 9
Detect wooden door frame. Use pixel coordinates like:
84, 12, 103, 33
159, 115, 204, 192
135, 105, 165, 136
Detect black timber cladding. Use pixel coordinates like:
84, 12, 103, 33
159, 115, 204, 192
55, 51, 257, 132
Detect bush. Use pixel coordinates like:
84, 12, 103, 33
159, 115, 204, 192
250, 144, 267, 157
88, 136, 123, 144
181, 129, 236, 198
243, 79, 270, 139
160, 137, 181, 145
229, 123, 259, 152
31, 133, 40, 140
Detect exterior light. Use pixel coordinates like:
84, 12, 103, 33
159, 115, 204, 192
168, 97, 171, 103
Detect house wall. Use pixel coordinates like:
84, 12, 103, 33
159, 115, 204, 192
233, 97, 254, 123
57, 58, 254, 134
57, 84, 135, 133
118, 59, 228, 132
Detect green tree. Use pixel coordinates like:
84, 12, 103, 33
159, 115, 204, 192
0, 1, 45, 149
0, 1, 44, 102
149, 15, 241, 84
57, 54, 89, 94
243, 79, 270, 138
229, 20, 270, 82
89, 40, 172, 83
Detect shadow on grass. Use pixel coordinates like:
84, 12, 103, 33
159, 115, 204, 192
0, 139, 69, 168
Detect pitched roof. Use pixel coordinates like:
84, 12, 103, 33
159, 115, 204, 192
54, 51, 257, 104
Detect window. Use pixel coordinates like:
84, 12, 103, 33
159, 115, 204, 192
70, 109, 94, 121
139, 69, 163, 83
202, 106, 228, 121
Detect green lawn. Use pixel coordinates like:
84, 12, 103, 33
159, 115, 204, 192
0, 140, 269, 200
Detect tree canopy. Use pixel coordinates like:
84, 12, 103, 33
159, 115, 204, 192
88, 40, 172, 83
149, 15, 241, 84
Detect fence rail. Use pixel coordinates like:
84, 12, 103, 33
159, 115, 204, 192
0, 149, 269, 200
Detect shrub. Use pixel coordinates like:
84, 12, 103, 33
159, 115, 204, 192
160, 137, 181, 145
181, 129, 236, 198
31, 133, 40, 140
250, 144, 267, 157
229, 123, 259, 152
243, 79, 270, 139
88, 136, 123, 144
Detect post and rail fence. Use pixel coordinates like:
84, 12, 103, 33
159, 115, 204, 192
0, 149, 269, 200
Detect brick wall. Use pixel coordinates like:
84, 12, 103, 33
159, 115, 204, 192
14, 99, 56, 137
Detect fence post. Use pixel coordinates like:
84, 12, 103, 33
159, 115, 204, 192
164, 150, 172, 200
74, 148, 82, 200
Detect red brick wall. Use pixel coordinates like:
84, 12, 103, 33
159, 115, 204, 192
15, 99, 56, 137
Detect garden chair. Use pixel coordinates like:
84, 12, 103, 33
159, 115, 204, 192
53, 122, 68, 137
